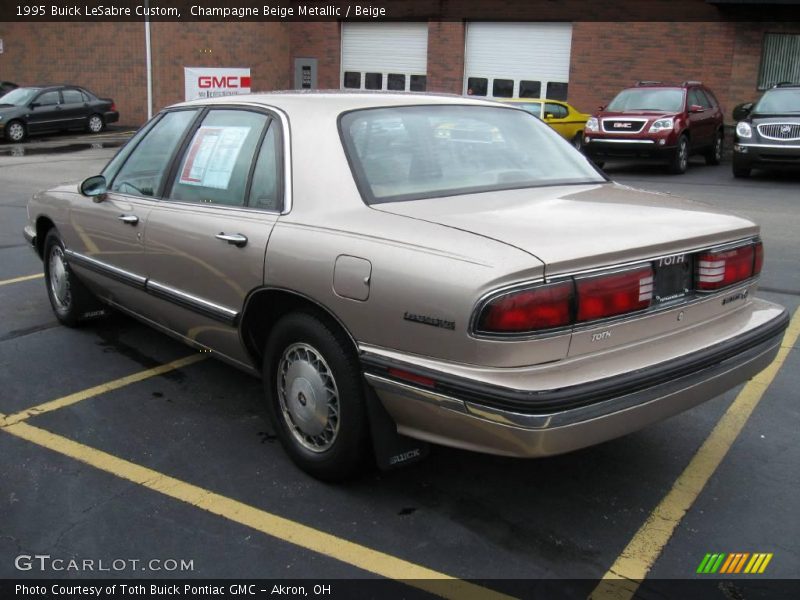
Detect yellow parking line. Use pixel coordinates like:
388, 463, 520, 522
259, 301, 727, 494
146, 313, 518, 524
590, 306, 800, 600
0, 273, 43, 287
0, 416, 515, 600
0, 354, 208, 427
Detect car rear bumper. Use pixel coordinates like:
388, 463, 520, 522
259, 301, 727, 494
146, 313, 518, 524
584, 137, 677, 160
362, 302, 789, 458
733, 142, 800, 168
104, 111, 120, 124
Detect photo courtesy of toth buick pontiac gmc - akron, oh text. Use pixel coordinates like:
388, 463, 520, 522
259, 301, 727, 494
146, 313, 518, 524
23, 92, 789, 480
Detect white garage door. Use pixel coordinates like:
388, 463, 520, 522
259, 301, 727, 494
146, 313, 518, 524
464, 22, 573, 100
341, 22, 429, 92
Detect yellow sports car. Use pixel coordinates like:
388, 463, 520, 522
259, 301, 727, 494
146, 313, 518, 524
498, 98, 591, 150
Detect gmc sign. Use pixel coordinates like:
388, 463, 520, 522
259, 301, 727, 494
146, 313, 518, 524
185, 67, 252, 101
198, 76, 252, 89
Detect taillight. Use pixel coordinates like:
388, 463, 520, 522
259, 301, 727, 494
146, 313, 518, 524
477, 281, 573, 333
696, 244, 757, 290
110, 102, 117, 111
576, 266, 653, 322
753, 241, 764, 275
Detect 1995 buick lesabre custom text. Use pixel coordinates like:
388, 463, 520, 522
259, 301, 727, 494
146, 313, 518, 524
24, 92, 789, 480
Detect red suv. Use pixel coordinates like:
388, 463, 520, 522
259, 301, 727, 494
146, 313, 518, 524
583, 81, 724, 174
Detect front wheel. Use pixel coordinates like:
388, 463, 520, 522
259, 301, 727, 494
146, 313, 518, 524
43, 230, 101, 326
5, 120, 26, 142
263, 312, 370, 481
669, 135, 689, 174
87, 114, 104, 133
572, 132, 584, 152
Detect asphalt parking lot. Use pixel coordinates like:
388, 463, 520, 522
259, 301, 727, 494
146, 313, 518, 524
1, 133, 798, 599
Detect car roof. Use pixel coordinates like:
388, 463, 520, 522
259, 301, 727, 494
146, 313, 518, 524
173, 90, 505, 113
496, 98, 566, 104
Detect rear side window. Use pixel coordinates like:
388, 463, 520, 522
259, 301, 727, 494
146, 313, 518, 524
169, 109, 269, 207
110, 110, 198, 198
62, 89, 84, 104
544, 103, 568, 119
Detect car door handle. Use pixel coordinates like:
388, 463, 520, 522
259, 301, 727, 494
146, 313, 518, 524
118, 214, 139, 225
215, 232, 248, 247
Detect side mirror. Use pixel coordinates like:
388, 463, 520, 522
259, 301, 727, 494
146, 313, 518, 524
689, 104, 705, 113
732, 102, 754, 121
80, 175, 108, 201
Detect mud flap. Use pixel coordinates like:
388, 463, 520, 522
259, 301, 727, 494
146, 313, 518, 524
363, 383, 429, 470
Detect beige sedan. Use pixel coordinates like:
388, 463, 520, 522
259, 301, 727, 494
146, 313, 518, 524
24, 92, 788, 480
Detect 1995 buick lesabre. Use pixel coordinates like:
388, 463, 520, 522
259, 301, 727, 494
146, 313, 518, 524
24, 92, 789, 480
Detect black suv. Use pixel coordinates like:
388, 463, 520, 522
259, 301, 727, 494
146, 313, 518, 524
732, 83, 800, 177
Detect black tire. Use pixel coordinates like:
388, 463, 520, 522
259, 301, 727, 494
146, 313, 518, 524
263, 312, 370, 481
705, 130, 723, 166
669, 134, 689, 174
572, 132, 584, 152
87, 114, 104, 134
733, 164, 751, 178
5, 119, 26, 143
43, 229, 101, 326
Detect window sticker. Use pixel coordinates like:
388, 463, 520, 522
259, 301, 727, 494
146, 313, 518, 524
179, 126, 251, 189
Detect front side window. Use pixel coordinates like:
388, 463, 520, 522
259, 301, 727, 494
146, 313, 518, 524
340, 105, 604, 204
607, 88, 685, 112
35, 91, 60, 106
1, 88, 39, 105
169, 109, 269, 207
110, 110, 198, 198
509, 102, 543, 117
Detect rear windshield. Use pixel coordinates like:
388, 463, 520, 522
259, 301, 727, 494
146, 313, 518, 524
754, 89, 800, 114
607, 88, 685, 112
339, 105, 604, 204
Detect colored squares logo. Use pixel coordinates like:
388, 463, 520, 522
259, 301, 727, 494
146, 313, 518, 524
697, 553, 773, 574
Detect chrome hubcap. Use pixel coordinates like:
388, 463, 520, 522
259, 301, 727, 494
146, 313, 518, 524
89, 116, 102, 132
48, 245, 71, 310
277, 343, 339, 452
8, 123, 24, 142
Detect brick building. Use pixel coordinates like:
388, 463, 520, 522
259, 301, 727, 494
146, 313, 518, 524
1, 1, 798, 126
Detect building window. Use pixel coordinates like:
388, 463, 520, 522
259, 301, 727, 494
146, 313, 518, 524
546, 82, 569, 101
519, 80, 541, 98
410, 75, 427, 92
467, 77, 488, 96
387, 74, 406, 91
492, 79, 514, 98
343, 72, 361, 89
365, 73, 383, 90
758, 33, 800, 90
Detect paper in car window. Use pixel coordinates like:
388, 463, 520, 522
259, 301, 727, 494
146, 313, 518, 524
179, 126, 250, 189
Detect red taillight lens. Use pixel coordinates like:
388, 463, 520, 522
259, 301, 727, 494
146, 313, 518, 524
110, 102, 117, 111
696, 244, 756, 290
753, 241, 764, 275
477, 281, 573, 333
576, 266, 653, 322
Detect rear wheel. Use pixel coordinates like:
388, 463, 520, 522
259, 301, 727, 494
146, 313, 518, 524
87, 114, 104, 133
572, 132, 584, 151
263, 312, 370, 481
669, 134, 689, 174
705, 130, 723, 165
5, 120, 26, 142
43, 230, 101, 326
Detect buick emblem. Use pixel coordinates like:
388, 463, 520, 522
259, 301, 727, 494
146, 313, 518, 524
781, 125, 791, 134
